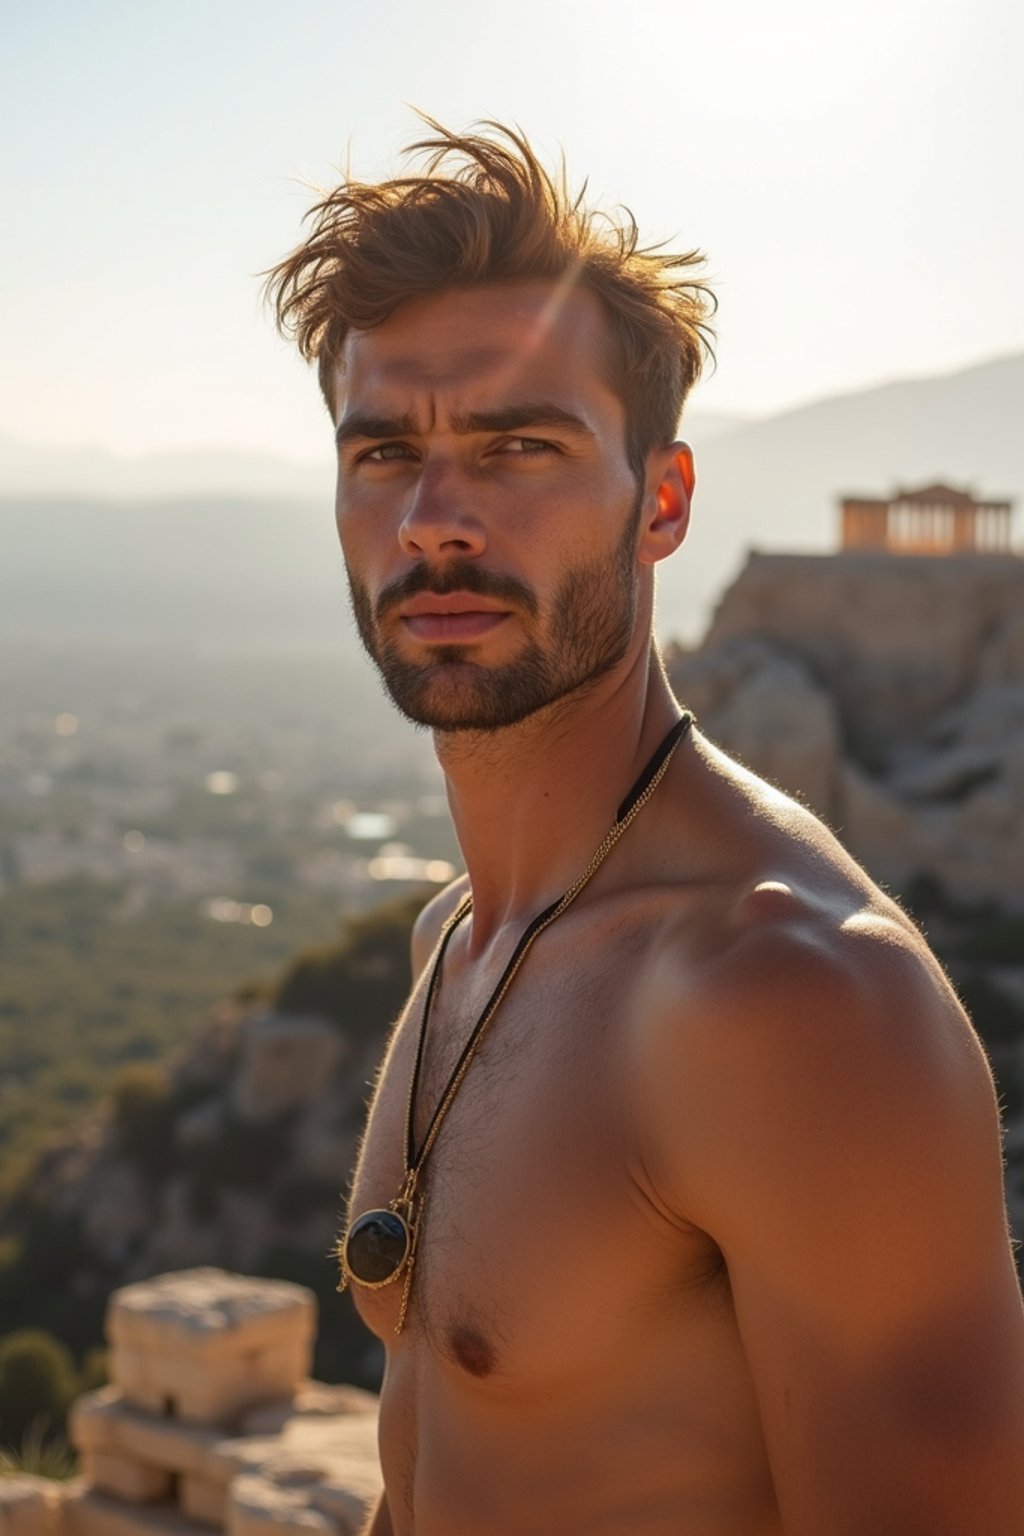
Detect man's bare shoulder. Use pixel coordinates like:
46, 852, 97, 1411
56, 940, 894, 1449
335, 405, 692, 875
410, 874, 470, 980
650, 834, 986, 1087
635, 848, 1004, 1252
633, 732, 1003, 1216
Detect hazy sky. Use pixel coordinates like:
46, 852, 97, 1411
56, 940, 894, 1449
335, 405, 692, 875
2, 0, 1021, 462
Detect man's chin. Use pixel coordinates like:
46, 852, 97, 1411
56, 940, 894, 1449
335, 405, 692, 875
384, 681, 527, 734
378, 655, 558, 733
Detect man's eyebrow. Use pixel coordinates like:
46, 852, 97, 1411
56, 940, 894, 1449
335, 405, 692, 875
334, 403, 594, 447
449, 404, 595, 437
335, 412, 417, 448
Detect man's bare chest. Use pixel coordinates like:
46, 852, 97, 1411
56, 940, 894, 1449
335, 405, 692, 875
346, 921, 723, 1381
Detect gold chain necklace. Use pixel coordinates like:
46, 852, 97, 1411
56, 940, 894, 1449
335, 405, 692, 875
337, 713, 693, 1332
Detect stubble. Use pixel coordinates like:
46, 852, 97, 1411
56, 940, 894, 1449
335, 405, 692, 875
347, 504, 641, 732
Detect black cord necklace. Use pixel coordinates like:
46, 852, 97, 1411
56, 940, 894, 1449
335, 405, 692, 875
337, 712, 693, 1332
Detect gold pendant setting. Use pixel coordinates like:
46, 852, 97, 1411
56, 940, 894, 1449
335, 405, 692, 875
342, 1206, 411, 1289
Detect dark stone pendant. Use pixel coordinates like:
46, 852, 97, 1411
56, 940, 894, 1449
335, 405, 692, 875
343, 1207, 411, 1288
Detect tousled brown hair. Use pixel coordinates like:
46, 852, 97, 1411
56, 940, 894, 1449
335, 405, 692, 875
265, 118, 716, 476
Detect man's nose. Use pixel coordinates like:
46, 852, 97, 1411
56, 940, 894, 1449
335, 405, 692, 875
398, 464, 486, 561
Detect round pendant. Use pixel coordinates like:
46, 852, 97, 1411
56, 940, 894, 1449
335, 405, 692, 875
343, 1208, 411, 1288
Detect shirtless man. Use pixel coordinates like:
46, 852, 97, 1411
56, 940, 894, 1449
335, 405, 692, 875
268, 122, 1024, 1535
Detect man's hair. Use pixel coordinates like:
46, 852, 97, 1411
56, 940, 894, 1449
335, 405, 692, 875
266, 118, 716, 477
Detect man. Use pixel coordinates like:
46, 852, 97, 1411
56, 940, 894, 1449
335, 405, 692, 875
268, 121, 1024, 1535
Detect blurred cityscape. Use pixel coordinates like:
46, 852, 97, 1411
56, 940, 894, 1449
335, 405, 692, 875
2, 640, 458, 917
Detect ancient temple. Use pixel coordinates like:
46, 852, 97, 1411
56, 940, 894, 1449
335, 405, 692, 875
840, 482, 1014, 555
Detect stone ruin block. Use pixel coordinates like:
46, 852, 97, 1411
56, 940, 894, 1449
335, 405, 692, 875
61, 1491, 211, 1536
64, 1270, 380, 1535
237, 1384, 378, 1437
0, 1477, 62, 1536
70, 1385, 224, 1478
220, 1414, 381, 1536
226, 1473, 335, 1536
178, 1476, 227, 1529
68, 1387, 381, 1534
69, 1386, 236, 1530
80, 1451, 172, 1504
106, 1269, 315, 1426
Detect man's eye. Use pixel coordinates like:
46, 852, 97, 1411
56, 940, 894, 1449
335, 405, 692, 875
363, 442, 415, 462
499, 437, 556, 456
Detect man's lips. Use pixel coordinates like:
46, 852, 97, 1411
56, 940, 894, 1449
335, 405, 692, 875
398, 591, 512, 642
400, 592, 510, 617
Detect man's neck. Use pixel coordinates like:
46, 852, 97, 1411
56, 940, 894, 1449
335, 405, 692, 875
435, 643, 681, 953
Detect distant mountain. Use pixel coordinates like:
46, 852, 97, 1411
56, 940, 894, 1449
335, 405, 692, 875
0, 436, 333, 503
2, 355, 1020, 645
0, 496, 348, 649
679, 410, 751, 442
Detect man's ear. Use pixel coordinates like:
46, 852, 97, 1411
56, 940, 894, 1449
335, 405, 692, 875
637, 443, 694, 566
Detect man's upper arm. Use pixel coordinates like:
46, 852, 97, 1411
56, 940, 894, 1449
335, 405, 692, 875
643, 916, 1024, 1536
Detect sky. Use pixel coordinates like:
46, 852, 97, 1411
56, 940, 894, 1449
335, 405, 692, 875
2, 0, 1022, 464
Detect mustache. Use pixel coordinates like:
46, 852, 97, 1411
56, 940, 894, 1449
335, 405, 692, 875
374, 560, 539, 622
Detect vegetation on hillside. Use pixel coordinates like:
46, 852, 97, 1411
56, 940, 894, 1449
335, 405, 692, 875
0, 876, 345, 1198
0, 893, 426, 1408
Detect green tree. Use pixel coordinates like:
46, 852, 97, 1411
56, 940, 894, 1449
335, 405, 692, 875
0, 1330, 78, 1446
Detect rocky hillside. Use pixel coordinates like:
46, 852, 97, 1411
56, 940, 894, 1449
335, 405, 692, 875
0, 899, 426, 1391
668, 549, 1024, 900
668, 547, 1024, 1232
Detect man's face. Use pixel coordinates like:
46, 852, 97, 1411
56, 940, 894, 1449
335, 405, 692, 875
332, 281, 649, 732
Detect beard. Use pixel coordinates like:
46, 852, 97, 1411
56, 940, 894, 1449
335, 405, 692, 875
347, 502, 641, 732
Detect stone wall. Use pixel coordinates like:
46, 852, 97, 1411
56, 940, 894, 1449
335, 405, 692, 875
7, 1269, 381, 1536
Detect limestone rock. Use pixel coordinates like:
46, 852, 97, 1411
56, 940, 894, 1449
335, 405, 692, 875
214, 1192, 275, 1279
70, 1384, 226, 1475
108, 1269, 313, 1356
289, 1100, 354, 1188
668, 552, 1024, 907
231, 1018, 347, 1123
80, 1161, 150, 1266
69, 1264, 381, 1536
129, 1180, 232, 1280
703, 550, 1024, 735
239, 1384, 378, 1436
178, 1474, 227, 1528
837, 763, 918, 892
225, 1411, 381, 1536
81, 1451, 173, 1504
106, 1269, 315, 1424
671, 636, 840, 820
212, 1412, 380, 1490
70, 1378, 381, 1536
950, 682, 1024, 752
227, 1474, 334, 1536
0, 1476, 62, 1536
980, 608, 1024, 687
61, 1489, 210, 1536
